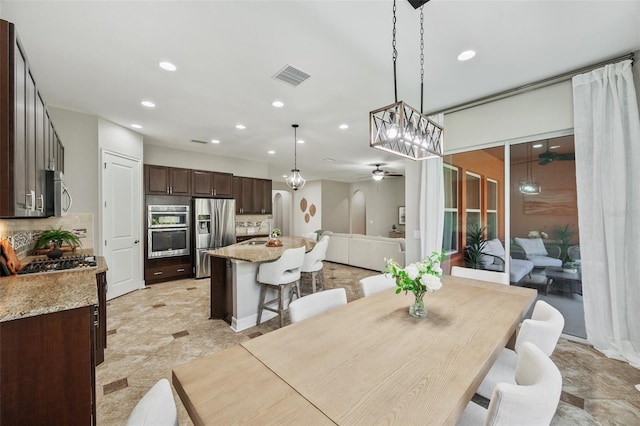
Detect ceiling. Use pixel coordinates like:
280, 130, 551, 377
2, 1, 639, 183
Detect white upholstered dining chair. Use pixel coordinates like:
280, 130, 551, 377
256, 246, 306, 328
301, 235, 330, 293
126, 378, 178, 426
359, 274, 396, 297
475, 300, 564, 400
451, 266, 509, 285
289, 288, 347, 324
456, 342, 562, 426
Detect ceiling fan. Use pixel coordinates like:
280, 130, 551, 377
371, 164, 403, 181
538, 140, 575, 165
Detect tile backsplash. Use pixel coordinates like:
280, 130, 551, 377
0, 214, 94, 260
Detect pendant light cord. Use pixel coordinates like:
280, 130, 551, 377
392, 0, 398, 103
292, 124, 299, 170
420, 5, 425, 114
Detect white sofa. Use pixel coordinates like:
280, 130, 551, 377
325, 233, 405, 271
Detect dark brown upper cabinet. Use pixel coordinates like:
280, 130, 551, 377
145, 165, 191, 196
191, 170, 233, 198
0, 19, 63, 218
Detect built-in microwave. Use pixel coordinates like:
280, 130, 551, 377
148, 227, 190, 259
45, 170, 72, 217
148, 205, 190, 228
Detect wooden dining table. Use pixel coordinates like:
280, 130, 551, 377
172, 276, 536, 425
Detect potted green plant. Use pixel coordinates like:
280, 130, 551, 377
391, 224, 398, 232
34, 227, 81, 258
553, 224, 575, 264
464, 224, 488, 269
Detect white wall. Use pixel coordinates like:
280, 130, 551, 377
144, 144, 268, 178
99, 118, 143, 160
292, 181, 322, 236
48, 107, 100, 243
320, 180, 350, 233
351, 176, 405, 237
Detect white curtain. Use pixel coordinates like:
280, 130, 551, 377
573, 59, 640, 367
419, 113, 445, 259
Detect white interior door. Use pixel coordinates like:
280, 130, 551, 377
102, 151, 142, 300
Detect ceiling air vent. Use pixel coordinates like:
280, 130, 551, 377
190, 139, 208, 144
273, 65, 310, 87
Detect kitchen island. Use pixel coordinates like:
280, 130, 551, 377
208, 236, 314, 332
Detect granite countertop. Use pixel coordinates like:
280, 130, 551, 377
0, 256, 108, 323
208, 236, 315, 262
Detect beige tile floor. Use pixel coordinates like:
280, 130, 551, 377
97, 263, 640, 425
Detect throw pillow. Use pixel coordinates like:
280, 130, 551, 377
514, 237, 548, 256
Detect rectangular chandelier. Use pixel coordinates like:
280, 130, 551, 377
369, 101, 443, 160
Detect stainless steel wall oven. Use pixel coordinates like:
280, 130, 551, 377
147, 205, 190, 258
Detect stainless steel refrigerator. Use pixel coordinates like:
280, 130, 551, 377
193, 198, 236, 279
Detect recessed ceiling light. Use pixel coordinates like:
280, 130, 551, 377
550, 145, 561, 149
282, 175, 288, 178
457, 50, 476, 61
297, 139, 305, 144
141, 100, 156, 108
272, 100, 284, 108
235, 124, 246, 130
159, 61, 177, 71
268, 150, 275, 154
339, 124, 349, 130
131, 124, 142, 129
210, 139, 220, 144
533, 143, 543, 148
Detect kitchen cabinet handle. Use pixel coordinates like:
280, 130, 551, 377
25, 191, 35, 211
36, 194, 44, 212
177, 268, 185, 272
166, 186, 170, 194
153, 271, 163, 275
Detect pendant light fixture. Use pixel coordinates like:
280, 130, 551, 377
519, 142, 541, 195
285, 124, 305, 191
369, 0, 443, 161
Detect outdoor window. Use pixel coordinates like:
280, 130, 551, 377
443, 164, 459, 254
486, 178, 498, 239
465, 172, 481, 231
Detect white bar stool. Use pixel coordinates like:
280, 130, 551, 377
256, 246, 306, 328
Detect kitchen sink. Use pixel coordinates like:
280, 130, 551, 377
241, 240, 268, 246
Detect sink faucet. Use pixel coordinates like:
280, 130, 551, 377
260, 221, 272, 237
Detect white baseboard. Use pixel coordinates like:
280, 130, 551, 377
230, 310, 278, 332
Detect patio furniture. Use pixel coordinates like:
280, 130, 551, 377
514, 237, 562, 268
479, 238, 534, 284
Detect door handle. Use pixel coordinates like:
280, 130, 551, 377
134, 239, 140, 244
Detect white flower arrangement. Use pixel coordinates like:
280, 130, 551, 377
383, 250, 445, 297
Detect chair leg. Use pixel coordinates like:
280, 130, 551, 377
318, 269, 324, 291
289, 280, 300, 305
311, 272, 317, 293
278, 285, 285, 328
256, 284, 267, 326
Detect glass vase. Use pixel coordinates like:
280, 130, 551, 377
409, 292, 428, 318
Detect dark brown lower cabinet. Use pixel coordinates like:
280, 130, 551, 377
0, 306, 96, 425
145, 255, 192, 284
95, 271, 108, 366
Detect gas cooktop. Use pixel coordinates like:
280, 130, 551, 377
18, 256, 98, 275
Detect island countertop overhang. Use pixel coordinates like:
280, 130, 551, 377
207, 236, 315, 262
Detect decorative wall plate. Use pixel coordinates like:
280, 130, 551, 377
309, 204, 316, 217
300, 198, 308, 212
